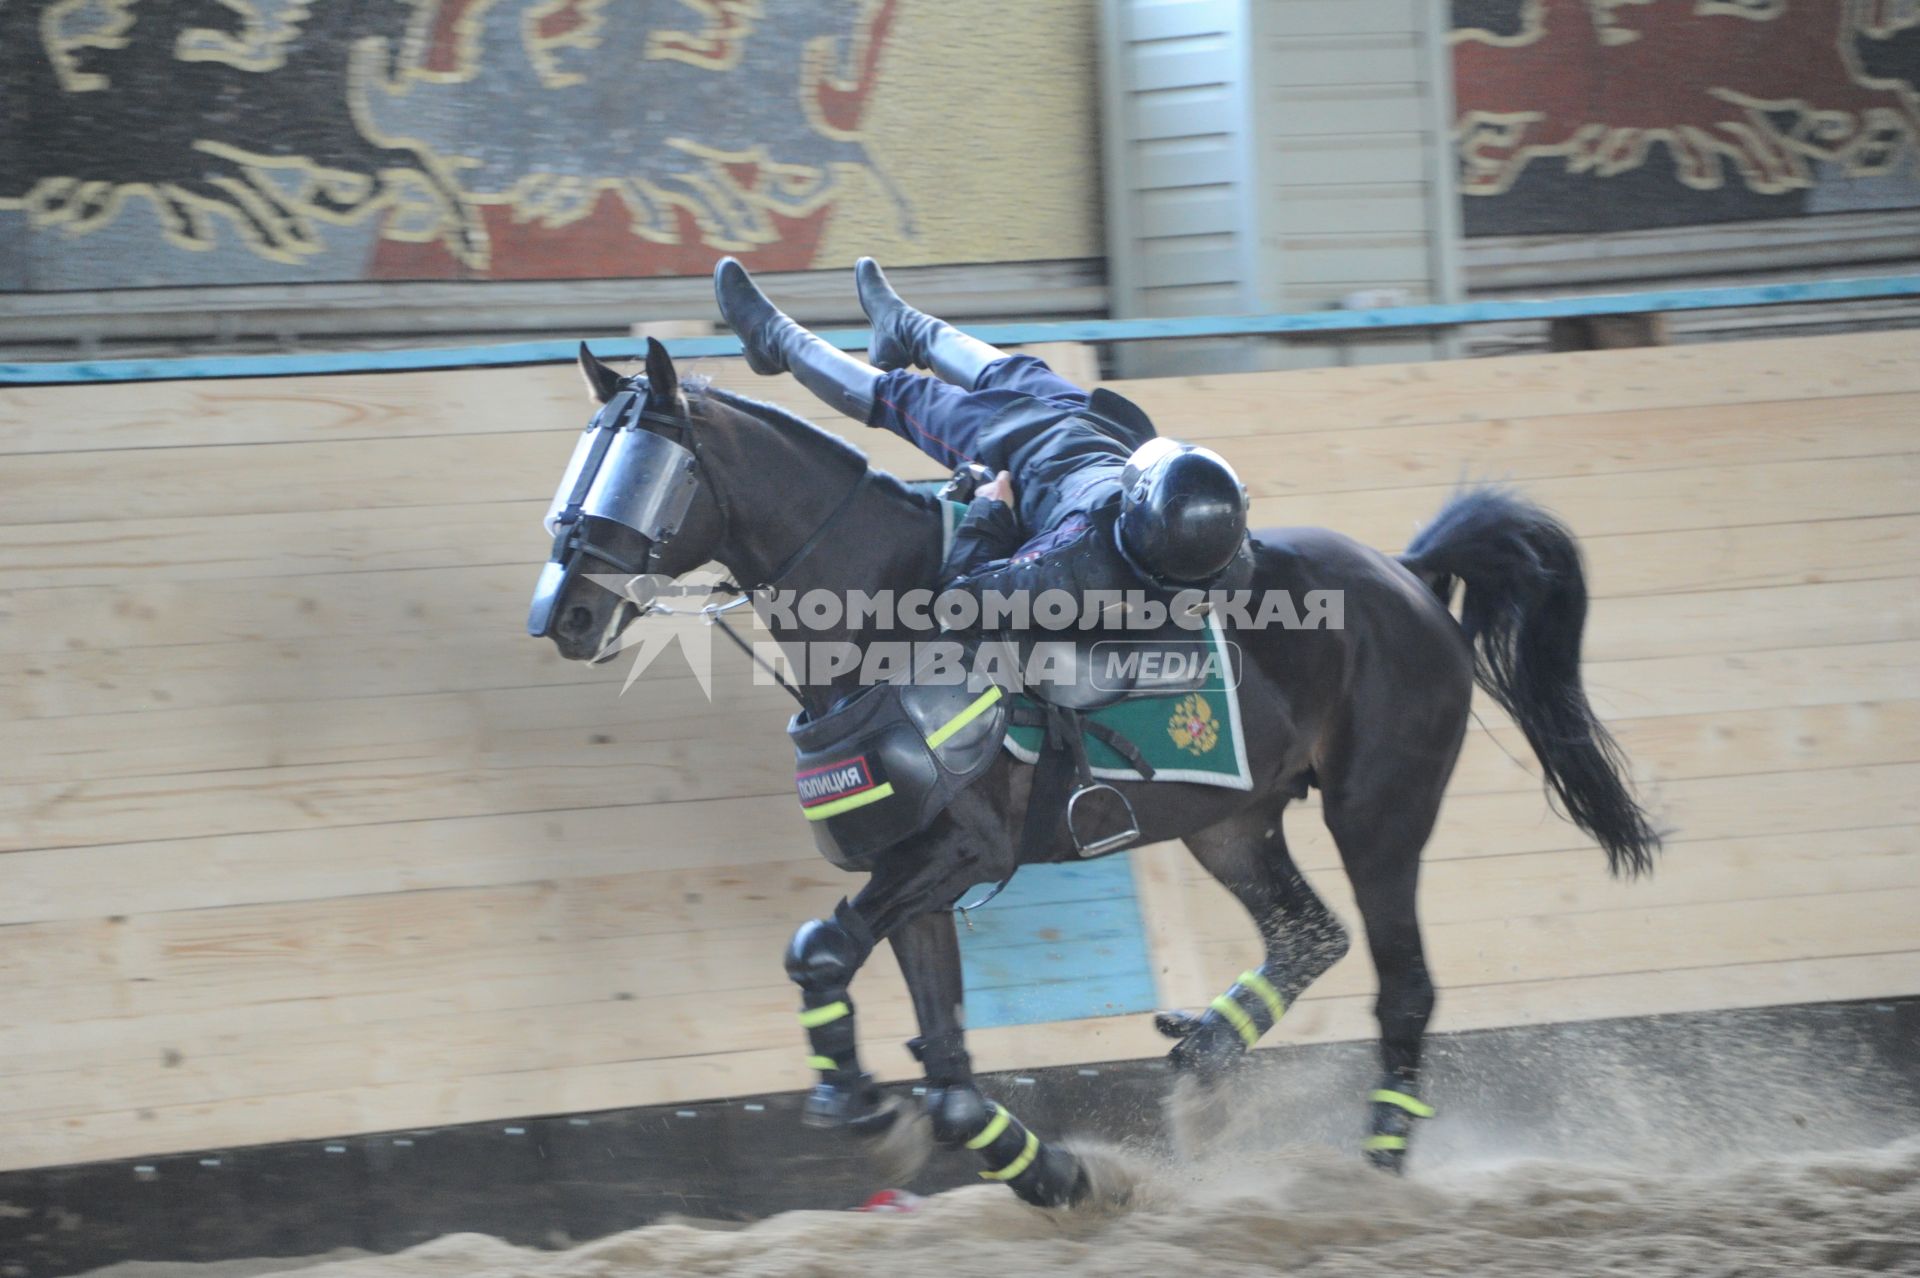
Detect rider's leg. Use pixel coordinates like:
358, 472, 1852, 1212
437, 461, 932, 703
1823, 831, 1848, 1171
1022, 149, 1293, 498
715, 257, 878, 423
857, 257, 1016, 391
715, 256, 1035, 473
865, 365, 1026, 470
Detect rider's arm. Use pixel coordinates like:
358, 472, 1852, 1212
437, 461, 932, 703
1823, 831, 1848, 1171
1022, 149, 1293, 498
940, 496, 1021, 583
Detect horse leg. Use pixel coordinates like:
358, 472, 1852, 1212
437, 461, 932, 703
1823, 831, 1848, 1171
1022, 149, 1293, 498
1322, 754, 1452, 1173
785, 894, 894, 1131
780, 839, 994, 1132
1162, 803, 1351, 1081
889, 909, 1090, 1206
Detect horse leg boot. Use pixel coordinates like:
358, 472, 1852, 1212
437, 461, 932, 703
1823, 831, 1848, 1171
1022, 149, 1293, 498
785, 899, 893, 1131
890, 910, 1091, 1207
855, 257, 1006, 389
1164, 813, 1351, 1084
714, 257, 879, 424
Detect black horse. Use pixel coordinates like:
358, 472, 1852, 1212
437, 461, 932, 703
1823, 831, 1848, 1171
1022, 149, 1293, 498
535, 339, 1661, 1205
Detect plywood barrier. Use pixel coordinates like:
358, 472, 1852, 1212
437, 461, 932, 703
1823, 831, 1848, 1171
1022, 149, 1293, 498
0, 332, 1915, 1172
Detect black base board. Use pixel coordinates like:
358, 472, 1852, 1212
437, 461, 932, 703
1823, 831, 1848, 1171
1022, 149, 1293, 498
2, 997, 1916, 1278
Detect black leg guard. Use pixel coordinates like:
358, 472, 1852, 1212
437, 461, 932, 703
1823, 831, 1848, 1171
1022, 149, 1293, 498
714, 257, 879, 422
1365, 1073, 1435, 1173
855, 257, 1005, 390
785, 901, 890, 1130
925, 1082, 1088, 1208
1160, 967, 1290, 1083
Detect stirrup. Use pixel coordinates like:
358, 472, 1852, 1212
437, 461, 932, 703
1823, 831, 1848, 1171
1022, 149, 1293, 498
1066, 781, 1140, 856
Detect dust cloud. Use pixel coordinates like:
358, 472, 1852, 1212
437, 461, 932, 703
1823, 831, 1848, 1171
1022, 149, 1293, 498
89, 1008, 1920, 1277
105, 1137, 1919, 1278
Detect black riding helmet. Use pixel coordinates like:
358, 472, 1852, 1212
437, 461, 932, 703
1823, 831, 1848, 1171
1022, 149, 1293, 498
1116, 439, 1249, 586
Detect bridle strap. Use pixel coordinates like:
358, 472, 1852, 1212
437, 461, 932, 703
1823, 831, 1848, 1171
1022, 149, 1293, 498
551, 390, 640, 536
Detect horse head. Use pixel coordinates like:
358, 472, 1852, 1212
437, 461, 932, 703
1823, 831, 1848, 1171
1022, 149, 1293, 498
529, 339, 730, 662
531, 335, 897, 674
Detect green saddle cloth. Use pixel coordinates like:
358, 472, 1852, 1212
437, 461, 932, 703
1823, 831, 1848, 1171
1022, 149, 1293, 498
1001, 614, 1251, 790
934, 495, 1251, 791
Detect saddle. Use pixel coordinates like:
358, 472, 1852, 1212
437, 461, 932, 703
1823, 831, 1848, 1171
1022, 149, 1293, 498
785, 642, 1163, 869
984, 537, 1254, 858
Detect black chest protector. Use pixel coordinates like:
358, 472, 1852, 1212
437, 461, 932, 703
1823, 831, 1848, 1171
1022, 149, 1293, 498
788, 672, 1009, 871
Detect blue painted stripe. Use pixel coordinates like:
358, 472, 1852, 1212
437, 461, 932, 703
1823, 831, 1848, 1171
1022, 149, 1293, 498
953, 895, 1145, 940
957, 857, 1157, 1031
961, 932, 1147, 978
964, 972, 1158, 1033
959, 860, 1141, 908
7, 274, 1917, 385
965, 940, 1156, 994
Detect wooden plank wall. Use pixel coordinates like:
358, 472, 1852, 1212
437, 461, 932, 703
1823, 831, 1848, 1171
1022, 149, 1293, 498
1, 333, 1915, 1173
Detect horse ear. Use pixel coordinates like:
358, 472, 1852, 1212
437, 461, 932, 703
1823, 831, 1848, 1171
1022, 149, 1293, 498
578, 342, 624, 404
644, 336, 681, 405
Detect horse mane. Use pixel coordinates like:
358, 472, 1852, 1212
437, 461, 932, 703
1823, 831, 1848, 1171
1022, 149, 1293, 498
689, 379, 940, 513
692, 380, 863, 466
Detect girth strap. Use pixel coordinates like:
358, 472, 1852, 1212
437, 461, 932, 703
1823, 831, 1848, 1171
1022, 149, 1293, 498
1008, 703, 1157, 788
1082, 718, 1156, 782
1014, 704, 1078, 864
1008, 702, 1156, 861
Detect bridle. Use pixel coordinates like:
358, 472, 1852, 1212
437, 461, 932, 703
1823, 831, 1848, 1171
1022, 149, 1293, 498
529, 377, 871, 704
527, 384, 698, 639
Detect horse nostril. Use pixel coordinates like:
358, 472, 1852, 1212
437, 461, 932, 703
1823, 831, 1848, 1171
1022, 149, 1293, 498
561, 605, 593, 635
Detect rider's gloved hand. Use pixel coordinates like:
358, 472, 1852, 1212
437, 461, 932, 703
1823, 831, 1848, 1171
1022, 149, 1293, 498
940, 489, 1021, 585
937, 462, 997, 504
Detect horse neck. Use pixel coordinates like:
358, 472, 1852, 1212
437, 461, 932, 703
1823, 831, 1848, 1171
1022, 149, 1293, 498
700, 397, 946, 713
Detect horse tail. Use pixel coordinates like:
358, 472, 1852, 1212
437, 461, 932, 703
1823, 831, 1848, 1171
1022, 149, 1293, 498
1399, 487, 1661, 878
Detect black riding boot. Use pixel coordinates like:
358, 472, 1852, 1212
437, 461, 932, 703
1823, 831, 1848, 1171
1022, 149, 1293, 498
856, 257, 1006, 390
714, 257, 878, 424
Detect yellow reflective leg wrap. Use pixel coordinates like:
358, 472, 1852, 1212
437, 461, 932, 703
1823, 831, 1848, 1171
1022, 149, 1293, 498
806, 1055, 839, 1073
1370, 1089, 1436, 1119
964, 1104, 1012, 1151
1209, 993, 1260, 1048
1238, 970, 1287, 1024
797, 1000, 850, 1029
979, 1130, 1042, 1182
1364, 1134, 1408, 1152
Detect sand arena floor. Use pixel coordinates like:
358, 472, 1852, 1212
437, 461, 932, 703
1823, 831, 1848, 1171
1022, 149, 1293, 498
94, 1136, 1920, 1278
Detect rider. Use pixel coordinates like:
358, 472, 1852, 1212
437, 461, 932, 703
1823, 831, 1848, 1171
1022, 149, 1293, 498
713, 257, 1250, 607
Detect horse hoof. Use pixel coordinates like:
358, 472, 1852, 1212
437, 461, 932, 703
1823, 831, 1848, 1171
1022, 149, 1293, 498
1166, 1020, 1245, 1084
1163, 1072, 1235, 1157
1063, 1141, 1147, 1211
862, 1095, 933, 1185
1007, 1141, 1091, 1209
1153, 1009, 1203, 1040
802, 1075, 888, 1130
1365, 1145, 1408, 1176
